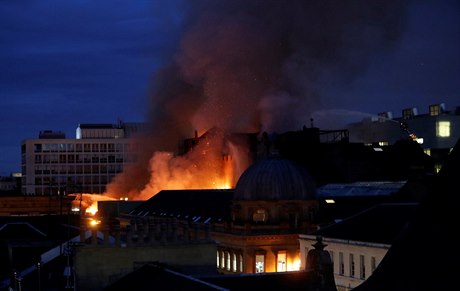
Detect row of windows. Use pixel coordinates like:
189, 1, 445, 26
33, 164, 123, 175
33, 174, 117, 186
30, 184, 107, 195
335, 251, 377, 280
33, 154, 127, 164
217, 250, 244, 273
32, 142, 130, 153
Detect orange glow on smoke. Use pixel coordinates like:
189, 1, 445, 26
104, 129, 245, 201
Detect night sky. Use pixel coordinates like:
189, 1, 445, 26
1, 0, 459, 176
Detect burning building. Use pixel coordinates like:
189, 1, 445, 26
103, 0, 409, 202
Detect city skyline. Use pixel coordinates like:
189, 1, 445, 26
1, 0, 459, 176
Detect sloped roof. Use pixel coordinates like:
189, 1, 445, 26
104, 264, 337, 291
317, 181, 406, 198
312, 203, 418, 245
127, 189, 234, 223
103, 264, 227, 291
200, 270, 336, 291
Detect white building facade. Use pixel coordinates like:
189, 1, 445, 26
299, 235, 389, 291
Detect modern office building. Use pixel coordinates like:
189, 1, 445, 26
21, 121, 145, 195
347, 103, 460, 172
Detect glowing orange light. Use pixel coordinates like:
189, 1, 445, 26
287, 257, 301, 271
88, 218, 101, 227
86, 202, 98, 215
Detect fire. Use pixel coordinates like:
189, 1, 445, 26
105, 128, 249, 201
70, 193, 118, 215
86, 202, 98, 215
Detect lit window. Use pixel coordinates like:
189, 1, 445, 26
424, 148, 431, 156
232, 253, 237, 272
226, 252, 231, 271
217, 251, 220, 268
435, 163, 442, 173
277, 251, 287, 272
429, 104, 445, 116
255, 254, 265, 273
253, 208, 267, 222
220, 252, 225, 269
239, 254, 243, 272
436, 121, 450, 137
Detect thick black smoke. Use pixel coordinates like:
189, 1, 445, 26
106, 0, 409, 198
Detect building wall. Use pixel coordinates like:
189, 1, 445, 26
21, 138, 134, 195
214, 232, 301, 274
299, 235, 389, 291
347, 105, 460, 151
0, 196, 74, 216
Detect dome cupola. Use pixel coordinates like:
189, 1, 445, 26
234, 158, 316, 201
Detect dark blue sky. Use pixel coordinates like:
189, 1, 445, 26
1, 0, 459, 176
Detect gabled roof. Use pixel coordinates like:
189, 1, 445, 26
126, 189, 234, 223
0, 222, 47, 241
312, 203, 418, 245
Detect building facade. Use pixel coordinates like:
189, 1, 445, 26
300, 235, 388, 291
21, 122, 144, 195
299, 203, 417, 291
117, 158, 319, 275
347, 103, 460, 172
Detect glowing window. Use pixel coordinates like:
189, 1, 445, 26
429, 104, 444, 116
424, 148, 431, 156
239, 254, 243, 272
277, 251, 287, 272
435, 163, 442, 173
232, 253, 237, 272
226, 252, 231, 271
220, 252, 225, 269
436, 121, 450, 137
253, 208, 267, 222
255, 254, 265, 273
217, 251, 220, 268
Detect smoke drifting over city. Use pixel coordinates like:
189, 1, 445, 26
105, 0, 409, 200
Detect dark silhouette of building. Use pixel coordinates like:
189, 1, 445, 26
354, 137, 460, 291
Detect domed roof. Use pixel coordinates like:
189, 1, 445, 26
234, 158, 316, 201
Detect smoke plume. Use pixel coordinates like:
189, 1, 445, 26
105, 0, 409, 199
